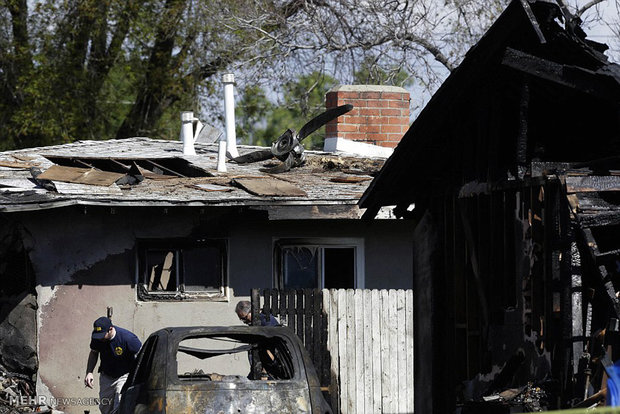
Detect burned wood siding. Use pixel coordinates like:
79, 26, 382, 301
360, 1, 620, 411
416, 178, 571, 411
440, 71, 525, 191
411, 209, 439, 414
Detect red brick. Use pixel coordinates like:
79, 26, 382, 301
389, 100, 410, 108
381, 108, 402, 117
365, 116, 390, 124
387, 133, 405, 141
388, 116, 410, 125
359, 108, 381, 116
381, 92, 406, 100
342, 116, 366, 125
326, 124, 338, 134
381, 92, 409, 101
360, 91, 381, 99
381, 125, 403, 133
335, 124, 359, 133
359, 124, 381, 133
343, 108, 360, 117
366, 99, 390, 108
380, 141, 400, 148
335, 91, 361, 99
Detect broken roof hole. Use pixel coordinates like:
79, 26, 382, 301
43, 156, 211, 178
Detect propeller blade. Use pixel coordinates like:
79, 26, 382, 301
260, 153, 295, 174
297, 104, 353, 141
232, 149, 274, 164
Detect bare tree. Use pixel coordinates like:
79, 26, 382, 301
0, 0, 618, 148
225, 0, 620, 114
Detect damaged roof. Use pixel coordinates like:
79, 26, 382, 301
360, 0, 620, 215
0, 137, 385, 218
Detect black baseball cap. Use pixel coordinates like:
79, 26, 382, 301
92, 317, 113, 340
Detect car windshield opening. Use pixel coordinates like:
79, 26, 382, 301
177, 334, 294, 381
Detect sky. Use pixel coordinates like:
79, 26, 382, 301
580, 0, 619, 62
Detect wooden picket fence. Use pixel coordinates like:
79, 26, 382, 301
252, 288, 414, 414
250, 288, 330, 385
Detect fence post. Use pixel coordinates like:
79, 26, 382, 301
249, 288, 262, 380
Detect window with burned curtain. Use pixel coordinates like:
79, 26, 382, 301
137, 239, 227, 300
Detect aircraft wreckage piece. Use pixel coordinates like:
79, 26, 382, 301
233, 104, 354, 173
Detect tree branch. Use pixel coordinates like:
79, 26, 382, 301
577, 0, 606, 17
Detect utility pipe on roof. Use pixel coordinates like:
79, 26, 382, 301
181, 111, 197, 155
222, 73, 239, 159
217, 136, 227, 172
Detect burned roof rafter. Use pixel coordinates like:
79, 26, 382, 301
502, 47, 620, 101
43, 156, 212, 178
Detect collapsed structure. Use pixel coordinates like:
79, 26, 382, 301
361, 0, 620, 412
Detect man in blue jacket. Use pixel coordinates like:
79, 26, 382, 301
84, 317, 141, 414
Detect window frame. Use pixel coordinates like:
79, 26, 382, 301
273, 238, 365, 290
136, 238, 228, 301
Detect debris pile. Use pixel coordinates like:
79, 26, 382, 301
481, 383, 547, 412
307, 155, 384, 175
0, 369, 48, 413
459, 382, 550, 413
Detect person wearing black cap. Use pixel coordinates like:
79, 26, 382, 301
84, 317, 141, 414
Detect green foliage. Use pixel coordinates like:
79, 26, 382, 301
236, 84, 273, 146
0, 0, 240, 149
237, 72, 338, 150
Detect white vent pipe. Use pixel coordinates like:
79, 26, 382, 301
180, 111, 197, 155
217, 137, 227, 172
222, 73, 239, 159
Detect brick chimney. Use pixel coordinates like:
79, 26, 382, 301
324, 85, 410, 156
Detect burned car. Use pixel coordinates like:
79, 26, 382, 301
118, 326, 332, 413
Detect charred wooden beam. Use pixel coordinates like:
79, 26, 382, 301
577, 211, 620, 228
457, 176, 549, 198
501, 48, 620, 101
570, 241, 584, 374
576, 227, 620, 319
518, 0, 546, 44
517, 75, 530, 179
566, 176, 620, 193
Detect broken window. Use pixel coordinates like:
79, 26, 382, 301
137, 239, 227, 301
275, 239, 364, 289
177, 335, 295, 381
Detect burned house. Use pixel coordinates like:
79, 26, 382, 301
0, 85, 414, 413
359, 0, 620, 412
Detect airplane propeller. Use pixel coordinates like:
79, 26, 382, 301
232, 104, 353, 173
